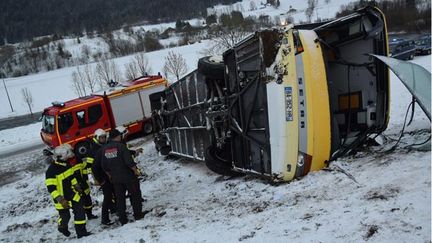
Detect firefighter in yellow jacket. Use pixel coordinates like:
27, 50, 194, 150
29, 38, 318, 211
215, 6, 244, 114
45, 144, 92, 238
74, 148, 98, 219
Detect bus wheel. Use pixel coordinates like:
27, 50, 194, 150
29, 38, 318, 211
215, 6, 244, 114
198, 56, 224, 80
74, 141, 90, 158
160, 146, 171, 156
205, 145, 240, 177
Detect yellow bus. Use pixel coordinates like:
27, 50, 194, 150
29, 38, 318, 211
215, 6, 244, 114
154, 6, 390, 182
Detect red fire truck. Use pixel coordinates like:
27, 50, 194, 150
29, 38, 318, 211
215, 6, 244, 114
40, 75, 167, 156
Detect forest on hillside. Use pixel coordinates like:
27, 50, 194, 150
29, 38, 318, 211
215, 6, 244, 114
0, 0, 239, 45
337, 0, 431, 33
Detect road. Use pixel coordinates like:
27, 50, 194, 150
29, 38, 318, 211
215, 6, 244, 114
0, 141, 45, 159
0, 112, 42, 131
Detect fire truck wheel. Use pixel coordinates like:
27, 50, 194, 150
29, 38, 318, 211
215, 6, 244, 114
143, 122, 153, 134
205, 145, 241, 177
198, 56, 224, 80
75, 141, 90, 158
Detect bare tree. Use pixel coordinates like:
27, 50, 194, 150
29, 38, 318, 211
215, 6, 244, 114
134, 53, 152, 76
306, 0, 318, 23
83, 64, 97, 92
163, 51, 188, 82
203, 28, 250, 55
124, 61, 139, 80
95, 58, 122, 87
71, 70, 87, 97
21, 87, 34, 116
96, 58, 111, 89
110, 60, 122, 84
325, 0, 331, 4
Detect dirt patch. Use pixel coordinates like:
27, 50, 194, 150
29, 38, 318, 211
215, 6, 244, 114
364, 225, 379, 240
365, 185, 400, 201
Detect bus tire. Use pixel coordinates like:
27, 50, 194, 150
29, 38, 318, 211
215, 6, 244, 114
198, 56, 224, 80
160, 146, 171, 156
204, 145, 240, 177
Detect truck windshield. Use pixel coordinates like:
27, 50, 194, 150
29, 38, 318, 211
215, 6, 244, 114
42, 114, 55, 134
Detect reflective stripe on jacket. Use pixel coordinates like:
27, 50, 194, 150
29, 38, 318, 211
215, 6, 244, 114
45, 160, 81, 210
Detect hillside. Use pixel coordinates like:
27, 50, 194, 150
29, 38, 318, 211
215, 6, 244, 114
0, 56, 430, 242
0, 0, 357, 118
0, 0, 239, 45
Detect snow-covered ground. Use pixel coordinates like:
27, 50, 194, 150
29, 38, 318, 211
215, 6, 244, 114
0, 41, 210, 119
209, 0, 350, 23
0, 55, 430, 242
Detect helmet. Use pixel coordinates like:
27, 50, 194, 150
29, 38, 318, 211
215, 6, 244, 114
94, 128, 108, 139
53, 144, 74, 161
116, 126, 129, 137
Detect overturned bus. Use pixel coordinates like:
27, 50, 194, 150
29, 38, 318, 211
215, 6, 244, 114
151, 6, 390, 182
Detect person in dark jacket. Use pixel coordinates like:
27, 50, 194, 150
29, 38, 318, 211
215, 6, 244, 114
45, 144, 91, 238
101, 128, 144, 225
90, 128, 117, 225
116, 126, 143, 158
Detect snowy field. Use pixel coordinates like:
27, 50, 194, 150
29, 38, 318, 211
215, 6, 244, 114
0, 56, 430, 242
0, 41, 210, 119
0, 0, 354, 119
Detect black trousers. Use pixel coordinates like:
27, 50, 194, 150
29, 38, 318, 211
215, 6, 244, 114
101, 181, 116, 221
113, 179, 142, 223
81, 193, 93, 214
57, 200, 86, 232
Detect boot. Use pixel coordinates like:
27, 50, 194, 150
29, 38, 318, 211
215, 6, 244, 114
101, 219, 114, 226
86, 213, 98, 219
75, 224, 92, 239
86, 210, 98, 220
58, 227, 71, 237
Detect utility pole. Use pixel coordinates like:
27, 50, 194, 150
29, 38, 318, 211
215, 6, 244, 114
3, 78, 14, 112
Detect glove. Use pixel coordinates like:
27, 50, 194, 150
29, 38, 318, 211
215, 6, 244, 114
74, 184, 83, 194
56, 196, 70, 209
133, 167, 142, 176
94, 179, 100, 186
135, 148, 143, 155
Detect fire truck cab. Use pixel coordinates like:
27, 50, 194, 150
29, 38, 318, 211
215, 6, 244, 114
41, 75, 167, 156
